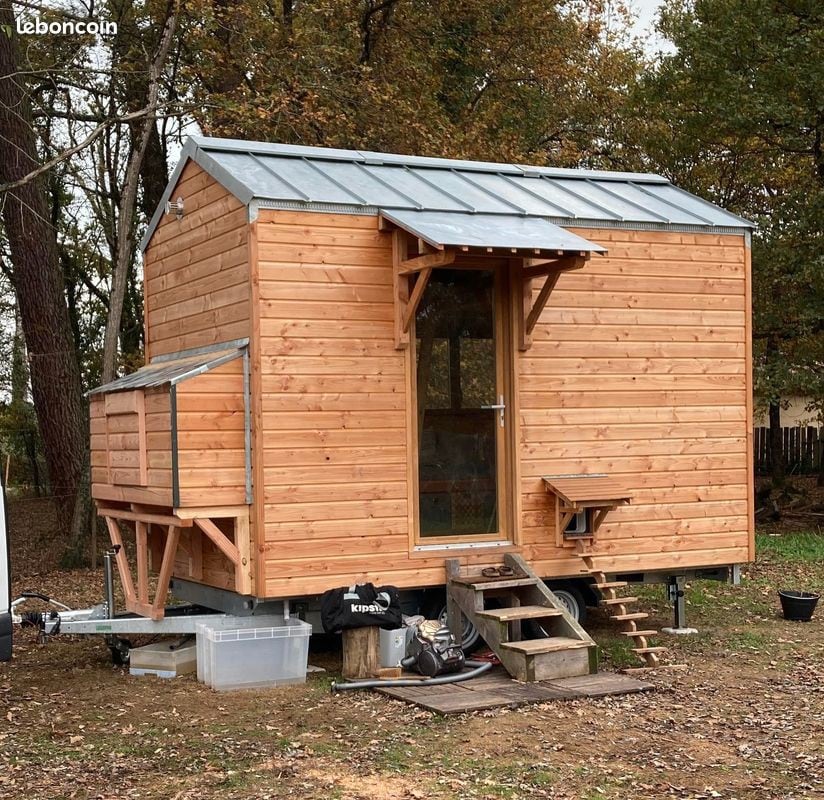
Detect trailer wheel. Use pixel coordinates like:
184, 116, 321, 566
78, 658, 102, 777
547, 582, 587, 624
108, 637, 132, 666
420, 592, 481, 653
524, 582, 587, 640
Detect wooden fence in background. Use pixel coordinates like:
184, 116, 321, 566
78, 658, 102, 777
754, 426, 822, 475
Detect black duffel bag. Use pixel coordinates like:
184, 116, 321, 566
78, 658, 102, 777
320, 583, 402, 633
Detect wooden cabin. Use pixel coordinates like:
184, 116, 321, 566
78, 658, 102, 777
90, 136, 754, 624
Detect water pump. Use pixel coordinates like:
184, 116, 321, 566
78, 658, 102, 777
404, 619, 465, 677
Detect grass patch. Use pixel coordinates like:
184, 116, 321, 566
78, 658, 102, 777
756, 530, 824, 562
726, 630, 768, 650
596, 635, 637, 669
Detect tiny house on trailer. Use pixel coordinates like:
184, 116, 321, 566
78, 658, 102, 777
89, 137, 754, 672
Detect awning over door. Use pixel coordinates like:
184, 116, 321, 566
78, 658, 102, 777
379, 209, 607, 254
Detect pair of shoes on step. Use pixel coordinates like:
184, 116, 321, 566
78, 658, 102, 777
481, 565, 515, 578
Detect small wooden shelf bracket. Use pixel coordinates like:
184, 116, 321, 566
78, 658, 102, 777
542, 474, 632, 549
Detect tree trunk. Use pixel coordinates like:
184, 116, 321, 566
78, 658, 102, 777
768, 401, 785, 489
101, 7, 178, 383
0, 2, 87, 549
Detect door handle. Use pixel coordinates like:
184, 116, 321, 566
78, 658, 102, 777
481, 394, 506, 427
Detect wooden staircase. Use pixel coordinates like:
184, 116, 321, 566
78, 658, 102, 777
446, 553, 598, 682
575, 541, 667, 669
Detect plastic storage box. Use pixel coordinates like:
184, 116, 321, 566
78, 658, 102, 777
130, 641, 197, 678
195, 614, 288, 685
203, 618, 312, 691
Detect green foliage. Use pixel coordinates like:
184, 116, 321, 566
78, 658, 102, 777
180, 0, 643, 166
633, 0, 824, 409
756, 530, 824, 562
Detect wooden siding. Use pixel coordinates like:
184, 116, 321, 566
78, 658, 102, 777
254, 211, 752, 598
142, 161, 251, 359
175, 359, 248, 507
91, 387, 173, 505
521, 227, 751, 575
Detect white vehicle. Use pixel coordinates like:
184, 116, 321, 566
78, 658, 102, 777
0, 473, 11, 661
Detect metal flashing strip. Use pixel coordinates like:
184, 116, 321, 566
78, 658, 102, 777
242, 348, 253, 505
253, 200, 751, 236
414, 540, 513, 552
153, 338, 250, 363
168, 349, 244, 386
170, 385, 180, 508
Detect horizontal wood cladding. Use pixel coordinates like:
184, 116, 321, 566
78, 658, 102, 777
522, 226, 751, 571
175, 360, 247, 507
254, 211, 411, 596
253, 210, 751, 598
143, 161, 251, 359
90, 388, 172, 504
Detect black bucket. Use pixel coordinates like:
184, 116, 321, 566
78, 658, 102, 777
778, 590, 820, 622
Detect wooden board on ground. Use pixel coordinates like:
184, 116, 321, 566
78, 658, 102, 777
375, 667, 653, 714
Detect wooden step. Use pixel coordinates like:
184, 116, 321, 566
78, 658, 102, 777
594, 581, 628, 590
450, 575, 537, 591
611, 612, 649, 621
477, 605, 563, 622
632, 646, 668, 654
500, 636, 591, 655
619, 629, 657, 637
600, 596, 638, 606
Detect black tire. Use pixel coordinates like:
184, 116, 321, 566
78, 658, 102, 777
420, 591, 482, 653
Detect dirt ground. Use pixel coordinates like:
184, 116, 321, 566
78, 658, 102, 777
2, 498, 823, 799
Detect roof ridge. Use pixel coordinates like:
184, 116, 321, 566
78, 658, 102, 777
187, 135, 668, 183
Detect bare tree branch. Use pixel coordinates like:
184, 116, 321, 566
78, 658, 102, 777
0, 101, 179, 194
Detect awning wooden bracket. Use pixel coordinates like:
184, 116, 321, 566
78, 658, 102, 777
393, 230, 455, 349
519, 255, 588, 351
389, 223, 592, 351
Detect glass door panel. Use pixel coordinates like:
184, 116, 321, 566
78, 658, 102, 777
415, 268, 503, 539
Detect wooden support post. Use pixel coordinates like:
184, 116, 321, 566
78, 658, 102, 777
151, 525, 180, 620
591, 507, 614, 532
342, 626, 381, 679
444, 558, 463, 644
190, 527, 203, 581
135, 521, 149, 605
514, 260, 532, 351
393, 229, 410, 349
234, 512, 253, 596
104, 516, 136, 605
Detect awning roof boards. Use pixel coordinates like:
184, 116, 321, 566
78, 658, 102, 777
543, 474, 632, 508
379, 210, 607, 254
141, 137, 754, 250
88, 347, 244, 396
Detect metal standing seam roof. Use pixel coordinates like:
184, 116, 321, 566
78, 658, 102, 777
88, 347, 244, 396
140, 136, 754, 251
379, 209, 607, 253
